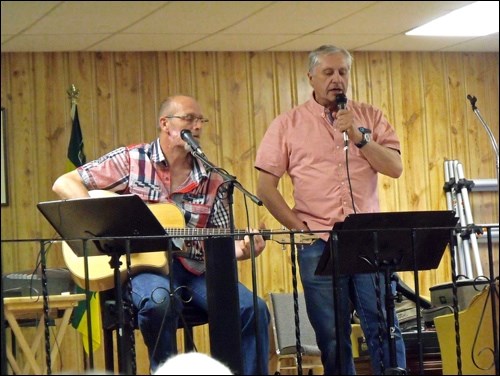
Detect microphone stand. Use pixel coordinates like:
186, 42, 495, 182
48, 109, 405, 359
467, 94, 499, 190
191, 150, 263, 207
189, 148, 265, 374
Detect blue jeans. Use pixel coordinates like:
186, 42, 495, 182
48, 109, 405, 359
130, 257, 270, 374
298, 240, 406, 375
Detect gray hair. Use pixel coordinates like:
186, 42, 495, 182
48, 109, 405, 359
308, 45, 353, 73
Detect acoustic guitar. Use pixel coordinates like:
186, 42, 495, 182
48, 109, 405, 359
62, 190, 318, 291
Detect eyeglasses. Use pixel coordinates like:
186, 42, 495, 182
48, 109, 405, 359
165, 114, 209, 124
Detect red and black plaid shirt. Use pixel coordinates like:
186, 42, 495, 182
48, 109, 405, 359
78, 138, 230, 275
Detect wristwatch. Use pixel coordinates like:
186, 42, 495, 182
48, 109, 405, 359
355, 127, 372, 148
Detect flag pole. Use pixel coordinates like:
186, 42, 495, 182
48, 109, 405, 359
65, 84, 96, 370
67, 84, 79, 103
67, 84, 79, 118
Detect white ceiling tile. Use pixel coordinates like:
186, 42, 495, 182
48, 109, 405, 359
222, 1, 376, 34
126, 1, 274, 34
272, 33, 392, 51
319, 1, 476, 34
441, 33, 500, 52
1, 33, 109, 52
90, 33, 208, 51
180, 34, 300, 51
1, 1, 61, 34
25, 1, 168, 34
360, 34, 478, 51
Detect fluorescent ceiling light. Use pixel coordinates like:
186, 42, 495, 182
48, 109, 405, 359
406, 1, 499, 37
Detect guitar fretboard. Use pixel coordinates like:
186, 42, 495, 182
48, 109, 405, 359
165, 227, 251, 240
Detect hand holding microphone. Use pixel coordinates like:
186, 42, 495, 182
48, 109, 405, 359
335, 93, 349, 150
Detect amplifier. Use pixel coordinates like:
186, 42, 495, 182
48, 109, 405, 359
2, 268, 77, 298
429, 279, 489, 311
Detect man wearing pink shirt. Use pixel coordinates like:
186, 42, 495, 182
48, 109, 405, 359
255, 45, 406, 374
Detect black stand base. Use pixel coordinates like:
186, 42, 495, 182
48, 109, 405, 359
381, 267, 405, 374
109, 250, 136, 375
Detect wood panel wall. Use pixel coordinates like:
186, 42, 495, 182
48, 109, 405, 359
1, 50, 498, 374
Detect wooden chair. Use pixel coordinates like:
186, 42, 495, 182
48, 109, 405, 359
434, 282, 499, 375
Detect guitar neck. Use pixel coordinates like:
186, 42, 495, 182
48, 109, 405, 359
165, 227, 261, 240
164, 227, 317, 245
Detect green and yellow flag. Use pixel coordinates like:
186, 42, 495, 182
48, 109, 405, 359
68, 101, 102, 354
67, 104, 86, 170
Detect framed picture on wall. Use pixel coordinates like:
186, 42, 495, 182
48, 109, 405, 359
1, 107, 8, 206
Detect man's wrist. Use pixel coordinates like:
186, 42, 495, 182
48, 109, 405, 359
355, 127, 372, 148
290, 221, 309, 231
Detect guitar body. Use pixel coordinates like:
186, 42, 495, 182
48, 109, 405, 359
62, 190, 319, 291
62, 190, 185, 292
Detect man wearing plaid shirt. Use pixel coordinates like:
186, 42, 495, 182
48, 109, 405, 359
53, 95, 270, 375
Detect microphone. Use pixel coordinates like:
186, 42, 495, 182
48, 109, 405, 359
336, 93, 348, 150
467, 94, 477, 110
180, 129, 206, 157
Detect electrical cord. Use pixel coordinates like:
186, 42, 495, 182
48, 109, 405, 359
344, 146, 357, 213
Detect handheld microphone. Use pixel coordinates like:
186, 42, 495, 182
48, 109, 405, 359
467, 94, 477, 110
336, 93, 348, 150
180, 129, 206, 157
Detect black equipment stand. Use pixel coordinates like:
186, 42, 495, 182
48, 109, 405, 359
107, 242, 134, 374
315, 210, 458, 375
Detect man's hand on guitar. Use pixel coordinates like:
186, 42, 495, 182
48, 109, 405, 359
235, 226, 267, 261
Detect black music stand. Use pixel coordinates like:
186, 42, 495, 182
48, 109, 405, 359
37, 194, 173, 374
37, 194, 169, 257
315, 210, 458, 375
